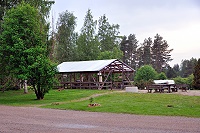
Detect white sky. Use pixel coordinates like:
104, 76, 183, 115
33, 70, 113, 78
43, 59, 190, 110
50, 0, 200, 66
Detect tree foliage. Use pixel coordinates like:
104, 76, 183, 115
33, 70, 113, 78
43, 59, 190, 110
0, 3, 56, 99
76, 9, 100, 60
157, 72, 167, 80
138, 37, 152, 67
98, 14, 120, 52
134, 65, 157, 82
134, 65, 157, 89
120, 33, 173, 73
151, 34, 173, 72
0, 0, 54, 22
180, 58, 197, 78
120, 34, 138, 70
28, 55, 57, 99
193, 58, 200, 89
55, 10, 78, 63
97, 47, 122, 60
0, 3, 46, 76
0, 0, 55, 91
173, 64, 180, 76
173, 74, 194, 89
0, 0, 54, 33
97, 14, 122, 60
165, 65, 177, 79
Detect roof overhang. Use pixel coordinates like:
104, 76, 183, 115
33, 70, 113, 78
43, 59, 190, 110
57, 59, 134, 74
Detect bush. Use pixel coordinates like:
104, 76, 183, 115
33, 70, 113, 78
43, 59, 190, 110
173, 76, 187, 84
135, 79, 153, 89
157, 72, 167, 80
134, 65, 157, 89
187, 74, 194, 89
173, 74, 194, 89
134, 65, 157, 82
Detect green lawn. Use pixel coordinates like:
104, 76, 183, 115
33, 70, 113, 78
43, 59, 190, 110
0, 89, 200, 117
42, 91, 200, 117
0, 89, 108, 106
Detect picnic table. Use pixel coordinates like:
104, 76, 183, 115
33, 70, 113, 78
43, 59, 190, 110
147, 84, 177, 93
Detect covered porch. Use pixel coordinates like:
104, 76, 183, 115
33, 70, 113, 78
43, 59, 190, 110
57, 59, 135, 90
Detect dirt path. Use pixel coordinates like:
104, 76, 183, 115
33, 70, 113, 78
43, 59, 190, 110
173, 90, 200, 96
33, 91, 117, 107
0, 105, 199, 133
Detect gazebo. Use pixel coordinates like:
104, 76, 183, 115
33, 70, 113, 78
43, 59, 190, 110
57, 59, 135, 90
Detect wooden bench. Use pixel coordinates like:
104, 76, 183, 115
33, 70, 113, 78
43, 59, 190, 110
147, 85, 163, 93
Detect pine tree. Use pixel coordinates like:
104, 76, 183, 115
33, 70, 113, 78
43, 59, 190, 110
173, 64, 180, 77
120, 34, 138, 70
180, 58, 197, 77
138, 37, 152, 67
120, 36, 129, 62
166, 65, 177, 78
151, 34, 173, 72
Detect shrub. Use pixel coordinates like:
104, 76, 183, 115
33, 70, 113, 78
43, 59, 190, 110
157, 72, 167, 80
134, 65, 157, 82
173, 76, 187, 84
173, 74, 194, 89
134, 65, 157, 89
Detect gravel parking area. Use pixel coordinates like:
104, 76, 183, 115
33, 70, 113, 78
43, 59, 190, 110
0, 105, 200, 133
138, 89, 200, 96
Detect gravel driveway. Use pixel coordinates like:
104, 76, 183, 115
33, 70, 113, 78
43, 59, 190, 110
0, 105, 199, 133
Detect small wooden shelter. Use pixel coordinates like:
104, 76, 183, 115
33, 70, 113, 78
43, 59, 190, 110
57, 59, 135, 90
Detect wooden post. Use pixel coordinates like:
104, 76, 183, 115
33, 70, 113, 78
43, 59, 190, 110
70, 73, 72, 89
74, 73, 76, 82
122, 64, 125, 89
110, 71, 113, 90
98, 72, 102, 82
79, 73, 82, 89
88, 73, 91, 89
97, 72, 102, 90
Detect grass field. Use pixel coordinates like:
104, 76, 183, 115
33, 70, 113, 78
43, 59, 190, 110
0, 89, 200, 117
0, 89, 108, 106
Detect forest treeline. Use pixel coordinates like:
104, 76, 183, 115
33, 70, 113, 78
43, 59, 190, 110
51, 9, 198, 79
0, 1, 199, 94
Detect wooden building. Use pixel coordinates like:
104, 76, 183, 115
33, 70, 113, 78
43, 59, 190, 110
57, 59, 135, 90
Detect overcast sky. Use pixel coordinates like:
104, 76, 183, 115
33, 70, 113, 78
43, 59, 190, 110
50, 0, 200, 66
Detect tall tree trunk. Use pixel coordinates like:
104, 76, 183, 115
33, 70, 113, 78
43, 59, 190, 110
24, 80, 28, 93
